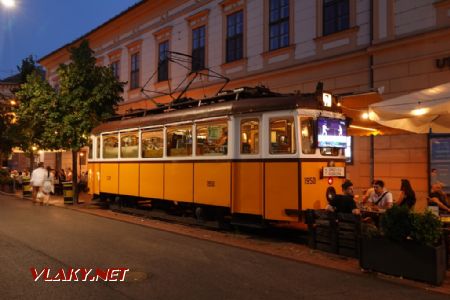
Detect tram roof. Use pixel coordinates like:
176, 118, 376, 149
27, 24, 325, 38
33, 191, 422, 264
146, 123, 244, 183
92, 89, 341, 134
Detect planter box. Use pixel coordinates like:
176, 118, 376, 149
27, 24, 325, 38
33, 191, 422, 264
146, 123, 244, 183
360, 237, 446, 285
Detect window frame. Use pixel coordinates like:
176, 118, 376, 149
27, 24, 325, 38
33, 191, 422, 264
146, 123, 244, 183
110, 60, 120, 81
322, 0, 350, 36
130, 52, 140, 90
191, 26, 206, 72
226, 10, 244, 63
158, 41, 169, 82
268, 0, 290, 51
240, 117, 260, 156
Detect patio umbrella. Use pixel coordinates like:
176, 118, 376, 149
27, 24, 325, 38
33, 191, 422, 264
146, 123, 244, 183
368, 83, 450, 133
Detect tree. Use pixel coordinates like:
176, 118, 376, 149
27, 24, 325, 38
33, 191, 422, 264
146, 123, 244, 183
47, 40, 124, 203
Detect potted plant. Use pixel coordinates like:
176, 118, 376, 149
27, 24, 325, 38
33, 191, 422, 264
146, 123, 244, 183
360, 205, 446, 285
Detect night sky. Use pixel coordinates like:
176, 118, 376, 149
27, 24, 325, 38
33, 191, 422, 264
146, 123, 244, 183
0, 0, 140, 79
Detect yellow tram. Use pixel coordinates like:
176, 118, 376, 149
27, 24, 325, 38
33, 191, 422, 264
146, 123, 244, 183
87, 86, 348, 227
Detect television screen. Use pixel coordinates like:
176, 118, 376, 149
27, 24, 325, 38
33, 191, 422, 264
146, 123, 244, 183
317, 117, 347, 148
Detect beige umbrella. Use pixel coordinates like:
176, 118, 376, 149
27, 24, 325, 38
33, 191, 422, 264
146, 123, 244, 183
368, 83, 450, 134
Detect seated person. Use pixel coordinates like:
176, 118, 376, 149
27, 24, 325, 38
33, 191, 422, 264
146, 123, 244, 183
428, 183, 450, 214
361, 180, 375, 202
366, 180, 393, 209
331, 180, 360, 215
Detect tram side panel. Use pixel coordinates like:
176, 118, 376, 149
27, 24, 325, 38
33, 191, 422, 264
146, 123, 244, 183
119, 163, 139, 197
164, 162, 193, 203
87, 163, 100, 195
100, 163, 119, 194
232, 162, 263, 215
139, 163, 164, 199
264, 162, 299, 221
193, 162, 231, 207
300, 161, 345, 210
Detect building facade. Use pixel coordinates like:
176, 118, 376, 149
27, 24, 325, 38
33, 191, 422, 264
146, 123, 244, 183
39, 0, 450, 209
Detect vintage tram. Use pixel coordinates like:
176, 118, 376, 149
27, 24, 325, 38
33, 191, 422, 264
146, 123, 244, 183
87, 86, 348, 227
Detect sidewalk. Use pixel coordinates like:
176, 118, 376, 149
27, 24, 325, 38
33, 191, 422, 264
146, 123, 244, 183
4, 190, 450, 295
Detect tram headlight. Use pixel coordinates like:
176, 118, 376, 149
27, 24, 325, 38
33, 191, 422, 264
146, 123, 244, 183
327, 177, 333, 185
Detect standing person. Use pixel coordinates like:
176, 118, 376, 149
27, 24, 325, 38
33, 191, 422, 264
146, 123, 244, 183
396, 179, 416, 210
42, 167, 54, 206
30, 162, 47, 204
367, 180, 393, 209
66, 168, 73, 182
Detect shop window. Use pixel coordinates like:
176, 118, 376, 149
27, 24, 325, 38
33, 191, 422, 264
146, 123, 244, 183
103, 134, 119, 159
130, 52, 140, 89
323, 0, 349, 36
300, 117, 316, 154
226, 10, 243, 63
142, 129, 164, 158
158, 41, 169, 82
269, 117, 296, 154
240, 119, 259, 154
196, 121, 228, 156
96, 136, 101, 159
120, 131, 139, 158
269, 0, 289, 51
192, 26, 206, 72
320, 147, 340, 156
166, 126, 193, 157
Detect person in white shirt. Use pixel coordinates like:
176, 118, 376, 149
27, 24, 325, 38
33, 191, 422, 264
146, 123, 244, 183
367, 179, 393, 209
30, 162, 47, 204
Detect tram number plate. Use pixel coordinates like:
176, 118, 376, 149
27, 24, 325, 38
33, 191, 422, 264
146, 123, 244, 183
304, 177, 316, 184
207, 180, 215, 187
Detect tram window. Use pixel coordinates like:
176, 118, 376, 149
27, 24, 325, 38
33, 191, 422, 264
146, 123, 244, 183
300, 117, 316, 154
196, 121, 228, 156
96, 136, 101, 159
167, 126, 193, 157
103, 134, 119, 158
142, 129, 163, 158
88, 138, 93, 159
320, 147, 340, 156
240, 119, 259, 154
269, 117, 296, 154
120, 131, 139, 158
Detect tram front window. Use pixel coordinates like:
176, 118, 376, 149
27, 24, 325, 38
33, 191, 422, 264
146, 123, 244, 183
196, 121, 228, 156
166, 126, 193, 157
96, 136, 101, 159
120, 131, 139, 158
269, 117, 296, 154
88, 138, 93, 159
142, 129, 163, 158
103, 134, 119, 158
240, 119, 259, 154
300, 117, 315, 154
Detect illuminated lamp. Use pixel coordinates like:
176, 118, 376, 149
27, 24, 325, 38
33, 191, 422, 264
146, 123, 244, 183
328, 177, 333, 185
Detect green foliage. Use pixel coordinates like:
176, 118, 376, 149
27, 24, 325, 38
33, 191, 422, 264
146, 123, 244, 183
380, 205, 412, 242
380, 205, 443, 246
410, 210, 442, 247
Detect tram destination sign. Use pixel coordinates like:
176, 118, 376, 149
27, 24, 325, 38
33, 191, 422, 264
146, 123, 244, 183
322, 166, 345, 177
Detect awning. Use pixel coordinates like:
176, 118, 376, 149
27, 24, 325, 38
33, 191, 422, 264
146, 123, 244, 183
368, 83, 450, 134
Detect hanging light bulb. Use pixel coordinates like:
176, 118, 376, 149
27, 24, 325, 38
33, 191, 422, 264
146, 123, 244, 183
411, 102, 429, 116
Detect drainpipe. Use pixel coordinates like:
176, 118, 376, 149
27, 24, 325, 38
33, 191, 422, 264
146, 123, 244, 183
369, 0, 375, 182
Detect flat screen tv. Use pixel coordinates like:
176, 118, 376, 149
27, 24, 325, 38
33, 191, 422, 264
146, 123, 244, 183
316, 117, 347, 148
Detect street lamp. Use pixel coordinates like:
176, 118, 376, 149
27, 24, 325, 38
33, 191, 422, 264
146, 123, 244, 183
1, 0, 16, 9
79, 152, 84, 178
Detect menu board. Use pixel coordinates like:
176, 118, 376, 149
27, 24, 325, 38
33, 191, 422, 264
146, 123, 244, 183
430, 136, 450, 193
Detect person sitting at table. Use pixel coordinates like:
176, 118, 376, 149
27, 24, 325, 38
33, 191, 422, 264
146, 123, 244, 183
362, 180, 376, 202
395, 179, 416, 210
331, 180, 360, 215
367, 180, 393, 209
428, 183, 450, 214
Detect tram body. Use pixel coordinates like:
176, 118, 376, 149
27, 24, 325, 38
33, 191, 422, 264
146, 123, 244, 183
87, 88, 348, 224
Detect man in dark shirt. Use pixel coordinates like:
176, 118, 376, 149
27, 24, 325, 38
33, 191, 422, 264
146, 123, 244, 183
428, 183, 450, 214
332, 180, 360, 215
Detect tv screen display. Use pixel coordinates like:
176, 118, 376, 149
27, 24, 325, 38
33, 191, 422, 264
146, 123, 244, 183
317, 117, 347, 148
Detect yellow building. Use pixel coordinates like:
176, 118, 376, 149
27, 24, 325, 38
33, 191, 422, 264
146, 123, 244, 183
39, 0, 450, 210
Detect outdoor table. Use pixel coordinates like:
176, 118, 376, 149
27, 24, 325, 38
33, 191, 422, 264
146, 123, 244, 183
359, 206, 386, 227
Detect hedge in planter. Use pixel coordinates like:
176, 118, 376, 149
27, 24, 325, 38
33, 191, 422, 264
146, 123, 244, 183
360, 206, 446, 286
